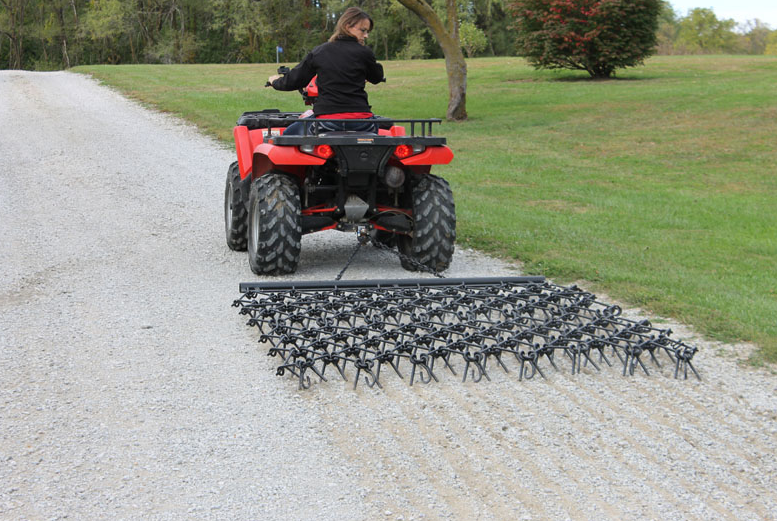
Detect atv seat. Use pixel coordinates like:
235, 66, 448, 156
237, 110, 302, 130
317, 130, 377, 137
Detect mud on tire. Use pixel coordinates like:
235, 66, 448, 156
398, 174, 456, 272
224, 161, 248, 251
247, 172, 302, 275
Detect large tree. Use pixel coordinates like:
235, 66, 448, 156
395, 0, 468, 120
0, 0, 31, 68
508, 0, 661, 78
675, 7, 737, 54
766, 30, 777, 56
738, 19, 772, 55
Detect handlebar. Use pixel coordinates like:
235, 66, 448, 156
265, 66, 291, 87
265, 66, 385, 87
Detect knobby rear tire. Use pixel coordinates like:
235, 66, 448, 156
224, 161, 248, 251
247, 172, 302, 275
398, 174, 456, 272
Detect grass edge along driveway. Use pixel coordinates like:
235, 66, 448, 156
74, 55, 777, 363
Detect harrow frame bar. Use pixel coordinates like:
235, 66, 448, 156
239, 276, 546, 293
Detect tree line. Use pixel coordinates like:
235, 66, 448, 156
1, 0, 775, 70
0, 0, 513, 70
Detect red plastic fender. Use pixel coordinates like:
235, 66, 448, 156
253, 142, 327, 166
399, 145, 454, 166
378, 126, 407, 137
233, 126, 266, 180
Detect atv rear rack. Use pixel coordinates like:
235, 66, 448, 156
271, 133, 446, 147
236, 110, 443, 138
286, 118, 443, 138
233, 277, 700, 389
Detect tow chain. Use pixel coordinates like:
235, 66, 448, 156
335, 227, 445, 281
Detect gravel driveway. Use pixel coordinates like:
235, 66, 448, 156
1, 70, 775, 521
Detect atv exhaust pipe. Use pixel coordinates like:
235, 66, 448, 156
381, 165, 406, 189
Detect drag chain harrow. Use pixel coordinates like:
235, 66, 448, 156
233, 277, 700, 389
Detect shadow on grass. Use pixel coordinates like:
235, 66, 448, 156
551, 73, 660, 82
504, 73, 660, 83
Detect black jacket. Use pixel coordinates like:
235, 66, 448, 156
271, 36, 384, 116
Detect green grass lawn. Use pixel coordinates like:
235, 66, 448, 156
73, 56, 777, 363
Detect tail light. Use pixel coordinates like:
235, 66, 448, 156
300, 144, 335, 159
394, 144, 425, 159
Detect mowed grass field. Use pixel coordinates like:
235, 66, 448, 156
74, 56, 777, 363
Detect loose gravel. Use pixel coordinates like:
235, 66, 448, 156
1, 70, 775, 521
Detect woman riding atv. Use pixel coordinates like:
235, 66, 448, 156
267, 7, 384, 135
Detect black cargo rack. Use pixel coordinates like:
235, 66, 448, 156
272, 118, 446, 146
272, 133, 447, 147
237, 110, 302, 129
236, 111, 443, 139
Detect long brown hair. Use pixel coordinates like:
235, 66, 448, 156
329, 7, 373, 43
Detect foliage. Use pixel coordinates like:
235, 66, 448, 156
3, 0, 776, 69
767, 31, 777, 55
508, 0, 661, 78
655, 0, 680, 55
738, 19, 773, 55
656, 7, 777, 55
397, 31, 428, 59
459, 20, 487, 57
675, 8, 738, 54
1, 0, 522, 69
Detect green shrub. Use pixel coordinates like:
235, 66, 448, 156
508, 0, 661, 77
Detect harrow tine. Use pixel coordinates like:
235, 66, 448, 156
437, 350, 458, 376
596, 346, 613, 367
234, 277, 699, 388
491, 351, 510, 374
647, 347, 662, 368
354, 358, 381, 390
519, 359, 532, 381
684, 360, 701, 381
462, 351, 490, 383
581, 348, 601, 373
408, 349, 437, 386
545, 350, 559, 372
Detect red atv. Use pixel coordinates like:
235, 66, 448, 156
224, 72, 456, 275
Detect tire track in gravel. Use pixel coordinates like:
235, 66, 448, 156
309, 377, 564, 520
414, 379, 606, 520
635, 373, 777, 466
434, 394, 600, 520
307, 385, 470, 519
446, 378, 669, 521
579, 370, 777, 504
428, 358, 720, 518
534, 375, 735, 520
552, 371, 770, 521
382, 384, 553, 520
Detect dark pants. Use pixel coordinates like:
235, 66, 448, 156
282, 115, 377, 135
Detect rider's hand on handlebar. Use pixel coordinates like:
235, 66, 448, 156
267, 74, 282, 86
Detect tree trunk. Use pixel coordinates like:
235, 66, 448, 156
0, 0, 30, 69
395, 0, 467, 121
55, 5, 70, 68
